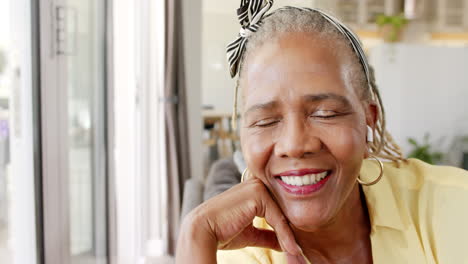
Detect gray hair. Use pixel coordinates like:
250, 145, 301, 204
241, 8, 368, 100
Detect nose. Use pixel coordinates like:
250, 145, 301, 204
274, 117, 323, 159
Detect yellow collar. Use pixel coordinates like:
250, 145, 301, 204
360, 160, 409, 231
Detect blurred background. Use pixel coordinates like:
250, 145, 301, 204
0, 0, 467, 263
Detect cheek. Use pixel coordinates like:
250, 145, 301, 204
319, 124, 366, 189
322, 126, 365, 162
240, 129, 274, 178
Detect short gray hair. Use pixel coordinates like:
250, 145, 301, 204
240, 8, 368, 100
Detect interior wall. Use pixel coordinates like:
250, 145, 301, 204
201, 12, 237, 112
183, 0, 203, 181
369, 44, 468, 163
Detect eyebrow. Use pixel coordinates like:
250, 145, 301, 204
244, 93, 352, 116
244, 101, 279, 116
302, 93, 352, 108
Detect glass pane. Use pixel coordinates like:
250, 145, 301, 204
64, 0, 107, 263
0, 0, 38, 263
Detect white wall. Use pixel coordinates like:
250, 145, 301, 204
201, 12, 237, 112
183, 0, 204, 181
369, 44, 468, 160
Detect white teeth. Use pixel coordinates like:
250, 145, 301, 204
302, 176, 311, 185
294, 176, 301, 186
279, 172, 329, 186
280, 176, 288, 185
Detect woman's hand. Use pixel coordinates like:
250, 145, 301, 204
176, 178, 303, 264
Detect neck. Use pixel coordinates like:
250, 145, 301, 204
293, 183, 372, 263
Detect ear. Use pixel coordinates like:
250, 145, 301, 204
364, 102, 378, 158
365, 102, 378, 130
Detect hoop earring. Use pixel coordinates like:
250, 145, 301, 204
241, 168, 250, 182
357, 154, 384, 186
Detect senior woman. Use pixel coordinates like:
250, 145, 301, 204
176, 1, 468, 263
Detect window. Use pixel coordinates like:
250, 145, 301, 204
0, 0, 39, 263
112, 0, 168, 261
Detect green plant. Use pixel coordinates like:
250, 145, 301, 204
376, 14, 408, 42
407, 133, 443, 164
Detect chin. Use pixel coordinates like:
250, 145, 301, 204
282, 202, 333, 232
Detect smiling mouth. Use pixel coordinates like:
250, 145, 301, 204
279, 171, 329, 186
275, 170, 332, 195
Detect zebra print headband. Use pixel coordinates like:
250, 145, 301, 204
226, 0, 372, 89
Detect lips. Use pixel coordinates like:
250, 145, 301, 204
274, 169, 331, 195
275, 168, 328, 177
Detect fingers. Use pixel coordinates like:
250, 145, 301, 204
262, 198, 302, 256
247, 179, 302, 256
285, 253, 308, 264
198, 177, 303, 257
245, 226, 281, 251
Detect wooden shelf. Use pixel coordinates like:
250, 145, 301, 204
356, 30, 380, 39
430, 32, 468, 41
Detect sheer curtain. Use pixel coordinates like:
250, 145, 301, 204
164, 0, 191, 256
112, 0, 189, 262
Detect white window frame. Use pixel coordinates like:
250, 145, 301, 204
39, 0, 109, 262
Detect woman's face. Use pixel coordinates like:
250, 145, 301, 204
240, 32, 374, 231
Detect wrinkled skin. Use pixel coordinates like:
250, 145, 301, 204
176, 32, 376, 264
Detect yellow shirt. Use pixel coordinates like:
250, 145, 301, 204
217, 159, 468, 263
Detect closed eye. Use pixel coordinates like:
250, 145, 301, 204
311, 110, 346, 119
254, 119, 280, 127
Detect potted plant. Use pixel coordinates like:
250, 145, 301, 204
407, 133, 443, 165
376, 14, 409, 42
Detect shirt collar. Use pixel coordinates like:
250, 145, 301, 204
360, 159, 409, 231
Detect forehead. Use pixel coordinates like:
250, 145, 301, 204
241, 32, 357, 109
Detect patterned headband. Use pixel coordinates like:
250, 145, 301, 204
226, 0, 372, 89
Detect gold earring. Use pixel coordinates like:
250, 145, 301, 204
241, 168, 250, 182
357, 154, 384, 186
